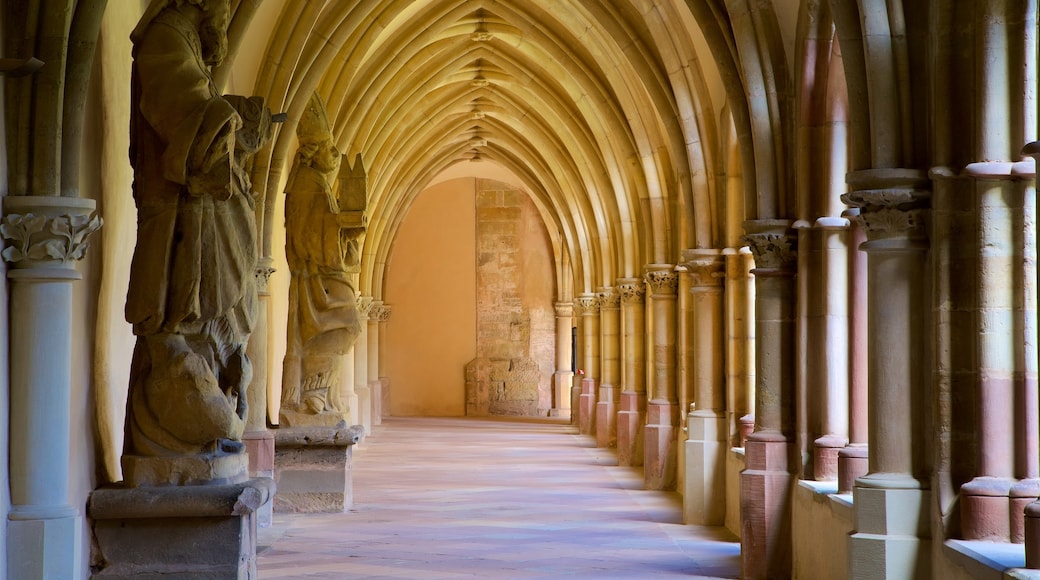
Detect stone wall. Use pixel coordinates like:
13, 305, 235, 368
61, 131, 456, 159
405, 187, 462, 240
466, 181, 555, 416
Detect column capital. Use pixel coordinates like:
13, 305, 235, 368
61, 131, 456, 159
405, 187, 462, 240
374, 304, 392, 322
596, 286, 620, 309
617, 277, 646, 304
367, 300, 384, 321
254, 258, 276, 294
644, 264, 678, 296
841, 168, 931, 244
1, 196, 102, 277
554, 301, 574, 318
356, 296, 374, 319
680, 249, 725, 287
742, 220, 796, 272
576, 293, 600, 314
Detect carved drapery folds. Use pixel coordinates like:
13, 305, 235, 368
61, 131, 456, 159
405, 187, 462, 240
280, 92, 368, 428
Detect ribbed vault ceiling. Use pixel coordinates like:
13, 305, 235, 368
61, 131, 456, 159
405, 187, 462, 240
240, 0, 727, 298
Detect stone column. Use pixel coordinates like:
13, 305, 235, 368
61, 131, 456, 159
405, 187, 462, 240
725, 248, 756, 447
844, 169, 932, 579
342, 347, 358, 426
740, 219, 797, 580
367, 301, 383, 427
838, 210, 869, 492
596, 287, 620, 447
576, 292, 600, 435
644, 264, 679, 490
958, 162, 1038, 542
616, 278, 647, 466
553, 302, 575, 418
2, 196, 101, 579
354, 296, 373, 436
376, 304, 392, 418
571, 297, 584, 426
806, 218, 851, 481
681, 249, 727, 525
244, 258, 276, 527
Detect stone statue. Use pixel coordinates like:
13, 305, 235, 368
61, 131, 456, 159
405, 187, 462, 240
280, 92, 367, 427
123, 0, 274, 484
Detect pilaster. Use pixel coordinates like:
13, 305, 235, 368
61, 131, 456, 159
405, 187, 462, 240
2, 195, 101, 580
681, 249, 727, 525
740, 219, 797, 580
843, 168, 933, 580
595, 287, 620, 448
644, 264, 679, 491
616, 278, 646, 466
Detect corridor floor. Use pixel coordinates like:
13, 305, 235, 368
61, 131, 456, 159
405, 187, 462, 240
257, 417, 741, 579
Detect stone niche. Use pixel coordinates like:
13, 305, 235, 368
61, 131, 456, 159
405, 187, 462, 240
465, 181, 555, 416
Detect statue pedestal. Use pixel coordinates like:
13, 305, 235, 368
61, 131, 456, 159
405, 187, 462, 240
88, 478, 274, 579
273, 425, 364, 513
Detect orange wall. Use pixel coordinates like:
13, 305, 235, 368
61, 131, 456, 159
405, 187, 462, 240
383, 179, 477, 416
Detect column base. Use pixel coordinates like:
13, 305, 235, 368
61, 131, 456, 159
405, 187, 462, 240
850, 484, 931, 579
644, 400, 679, 490
595, 384, 618, 448
578, 378, 597, 435
684, 411, 726, 525
356, 383, 372, 439
243, 430, 275, 527
740, 433, 792, 580
8, 509, 82, 580
273, 425, 363, 513
837, 445, 868, 493
88, 478, 274, 579
1012, 479, 1040, 543
1025, 500, 1040, 568
617, 391, 645, 466
813, 434, 846, 481
960, 476, 1013, 541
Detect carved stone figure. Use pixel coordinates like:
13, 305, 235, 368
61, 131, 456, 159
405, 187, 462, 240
123, 0, 274, 484
280, 92, 367, 427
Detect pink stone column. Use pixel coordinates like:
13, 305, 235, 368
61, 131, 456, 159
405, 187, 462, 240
740, 220, 797, 580
576, 293, 600, 435
1024, 143, 1040, 566
681, 249, 727, 525
552, 302, 575, 419
595, 287, 620, 447
616, 278, 647, 466
644, 265, 679, 491
845, 170, 932, 579
838, 210, 869, 493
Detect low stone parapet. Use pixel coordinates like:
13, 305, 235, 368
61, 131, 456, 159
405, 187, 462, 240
273, 424, 364, 513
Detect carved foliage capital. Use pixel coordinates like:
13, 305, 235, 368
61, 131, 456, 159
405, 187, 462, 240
617, 280, 646, 304
374, 305, 392, 322
855, 207, 928, 241
742, 233, 796, 271
682, 256, 725, 287
356, 296, 374, 317
576, 294, 600, 314
596, 287, 619, 309
645, 269, 678, 295
1, 211, 102, 267
254, 264, 276, 292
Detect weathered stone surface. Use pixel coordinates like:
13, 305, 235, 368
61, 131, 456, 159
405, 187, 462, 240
88, 478, 274, 579
122, 449, 248, 487
273, 425, 362, 513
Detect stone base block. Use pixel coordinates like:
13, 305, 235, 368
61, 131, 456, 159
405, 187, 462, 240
740, 435, 792, 580
8, 510, 82, 580
552, 371, 573, 417
960, 476, 1013, 541
243, 431, 275, 527
273, 425, 363, 513
813, 434, 845, 481
578, 378, 597, 434
644, 402, 679, 491
684, 412, 726, 525
617, 391, 645, 467
122, 450, 248, 487
850, 484, 931, 579
1025, 501, 1040, 568
88, 478, 274, 579
837, 445, 868, 493
595, 384, 617, 448
1012, 479, 1040, 543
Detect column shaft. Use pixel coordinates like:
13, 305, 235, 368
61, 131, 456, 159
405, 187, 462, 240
595, 287, 620, 447
368, 301, 383, 427
553, 302, 574, 418
616, 278, 646, 466
725, 248, 756, 447
644, 265, 678, 491
354, 297, 372, 436
839, 211, 869, 492
577, 293, 600, 435
244, 260, 275, 527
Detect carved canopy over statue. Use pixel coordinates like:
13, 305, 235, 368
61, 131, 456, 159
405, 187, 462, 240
279, 92, 368, 427
123, 0, 275, 484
